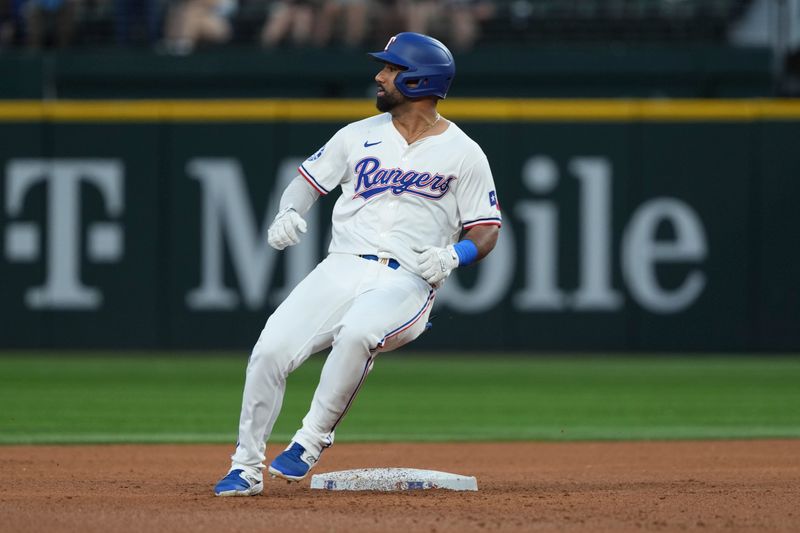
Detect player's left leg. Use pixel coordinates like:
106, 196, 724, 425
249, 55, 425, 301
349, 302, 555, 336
269, 263, 434, 480
217, 254, 367, 495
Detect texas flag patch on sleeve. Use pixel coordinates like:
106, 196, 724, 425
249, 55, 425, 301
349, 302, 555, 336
489, 190, 500, 209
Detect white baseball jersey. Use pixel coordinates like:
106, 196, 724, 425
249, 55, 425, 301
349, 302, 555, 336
228, 113, 502, 476
298, 113, 502, 276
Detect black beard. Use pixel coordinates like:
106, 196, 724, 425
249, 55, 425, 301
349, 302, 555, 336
376, 91, 402, 112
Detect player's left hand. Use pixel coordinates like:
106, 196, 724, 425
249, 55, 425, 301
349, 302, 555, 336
418, 245, 460, 285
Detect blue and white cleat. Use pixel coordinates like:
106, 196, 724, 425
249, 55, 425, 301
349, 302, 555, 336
214, 469, 264, 497
268, 442, 319, 482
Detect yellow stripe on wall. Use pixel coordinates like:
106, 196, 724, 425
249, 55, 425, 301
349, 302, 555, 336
1, 99, 800, 122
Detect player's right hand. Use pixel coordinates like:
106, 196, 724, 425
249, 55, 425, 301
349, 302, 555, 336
268, 207, 307, 250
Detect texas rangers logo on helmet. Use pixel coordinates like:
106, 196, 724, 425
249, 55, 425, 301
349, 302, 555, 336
352, 156, 456, 201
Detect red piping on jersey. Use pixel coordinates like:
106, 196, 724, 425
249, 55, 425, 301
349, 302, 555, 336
326, 354, 374, 438
298, 165, 329, 196
463, 220, 502, 230
377, 290, 436, 349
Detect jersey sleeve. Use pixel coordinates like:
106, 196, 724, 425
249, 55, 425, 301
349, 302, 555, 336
455, 152, 502, 230
297, 127, 350, 195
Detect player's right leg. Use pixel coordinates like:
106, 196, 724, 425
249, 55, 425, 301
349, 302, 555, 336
269, 260, 433, 482
214, 255, 356, 496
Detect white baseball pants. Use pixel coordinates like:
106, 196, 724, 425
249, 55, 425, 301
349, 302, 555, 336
230, 253, 434, 472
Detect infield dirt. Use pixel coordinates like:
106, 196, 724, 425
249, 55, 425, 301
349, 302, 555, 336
1, 440, 798, 532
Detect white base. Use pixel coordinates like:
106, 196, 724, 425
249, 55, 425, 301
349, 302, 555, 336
310, 468, 478, 492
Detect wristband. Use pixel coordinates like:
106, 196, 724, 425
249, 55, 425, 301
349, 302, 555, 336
452, 239, 479, 266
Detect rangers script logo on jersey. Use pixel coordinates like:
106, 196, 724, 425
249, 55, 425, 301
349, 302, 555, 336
352, 156, 456, 201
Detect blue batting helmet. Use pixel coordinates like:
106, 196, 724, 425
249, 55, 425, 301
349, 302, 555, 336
369, 33, 456, 99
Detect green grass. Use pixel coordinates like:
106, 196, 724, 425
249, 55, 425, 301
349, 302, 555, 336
1, 353, 799, 444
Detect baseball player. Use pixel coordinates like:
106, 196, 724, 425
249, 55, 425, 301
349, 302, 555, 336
214, 32, 501, 497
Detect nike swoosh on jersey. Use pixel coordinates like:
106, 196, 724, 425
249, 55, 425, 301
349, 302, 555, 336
364, 140, 382, 147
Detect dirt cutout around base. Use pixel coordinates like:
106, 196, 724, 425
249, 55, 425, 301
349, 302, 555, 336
1, 440, 799, 532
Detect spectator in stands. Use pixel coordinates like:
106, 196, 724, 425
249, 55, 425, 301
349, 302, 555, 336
1, 0, 16, 47
314, 0, 368, 47
400, 0, 435, 41
115, 0, 162, 46
259, 0, 315, 47
164, 0, 236, 54
452, 0, 494, 49
23, 0, 81, 48
398, 0, 493, 50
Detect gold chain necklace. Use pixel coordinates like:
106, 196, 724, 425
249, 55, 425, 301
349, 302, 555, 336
405, 114, 441, 144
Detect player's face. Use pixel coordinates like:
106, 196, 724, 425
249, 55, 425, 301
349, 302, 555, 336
375, 63, 407, 112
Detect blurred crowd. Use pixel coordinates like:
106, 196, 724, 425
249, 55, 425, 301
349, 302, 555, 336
1, 0, 780, 54
0, 0, 495, 52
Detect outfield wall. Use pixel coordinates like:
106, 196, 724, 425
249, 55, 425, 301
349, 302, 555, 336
1, 99, 799, 351
0, 46, 772, 99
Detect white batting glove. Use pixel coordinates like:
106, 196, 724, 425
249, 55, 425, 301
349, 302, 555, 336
418, 245, 460, 285
267, 207, 307, 250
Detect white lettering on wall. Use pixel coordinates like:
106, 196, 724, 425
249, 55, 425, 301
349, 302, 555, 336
186, 158, 319, 310
622, 198, 708, 313
511, 156, 624, 312
513, 156, 565, 310
571, 157, 623, 310
4, 159, 124, 309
